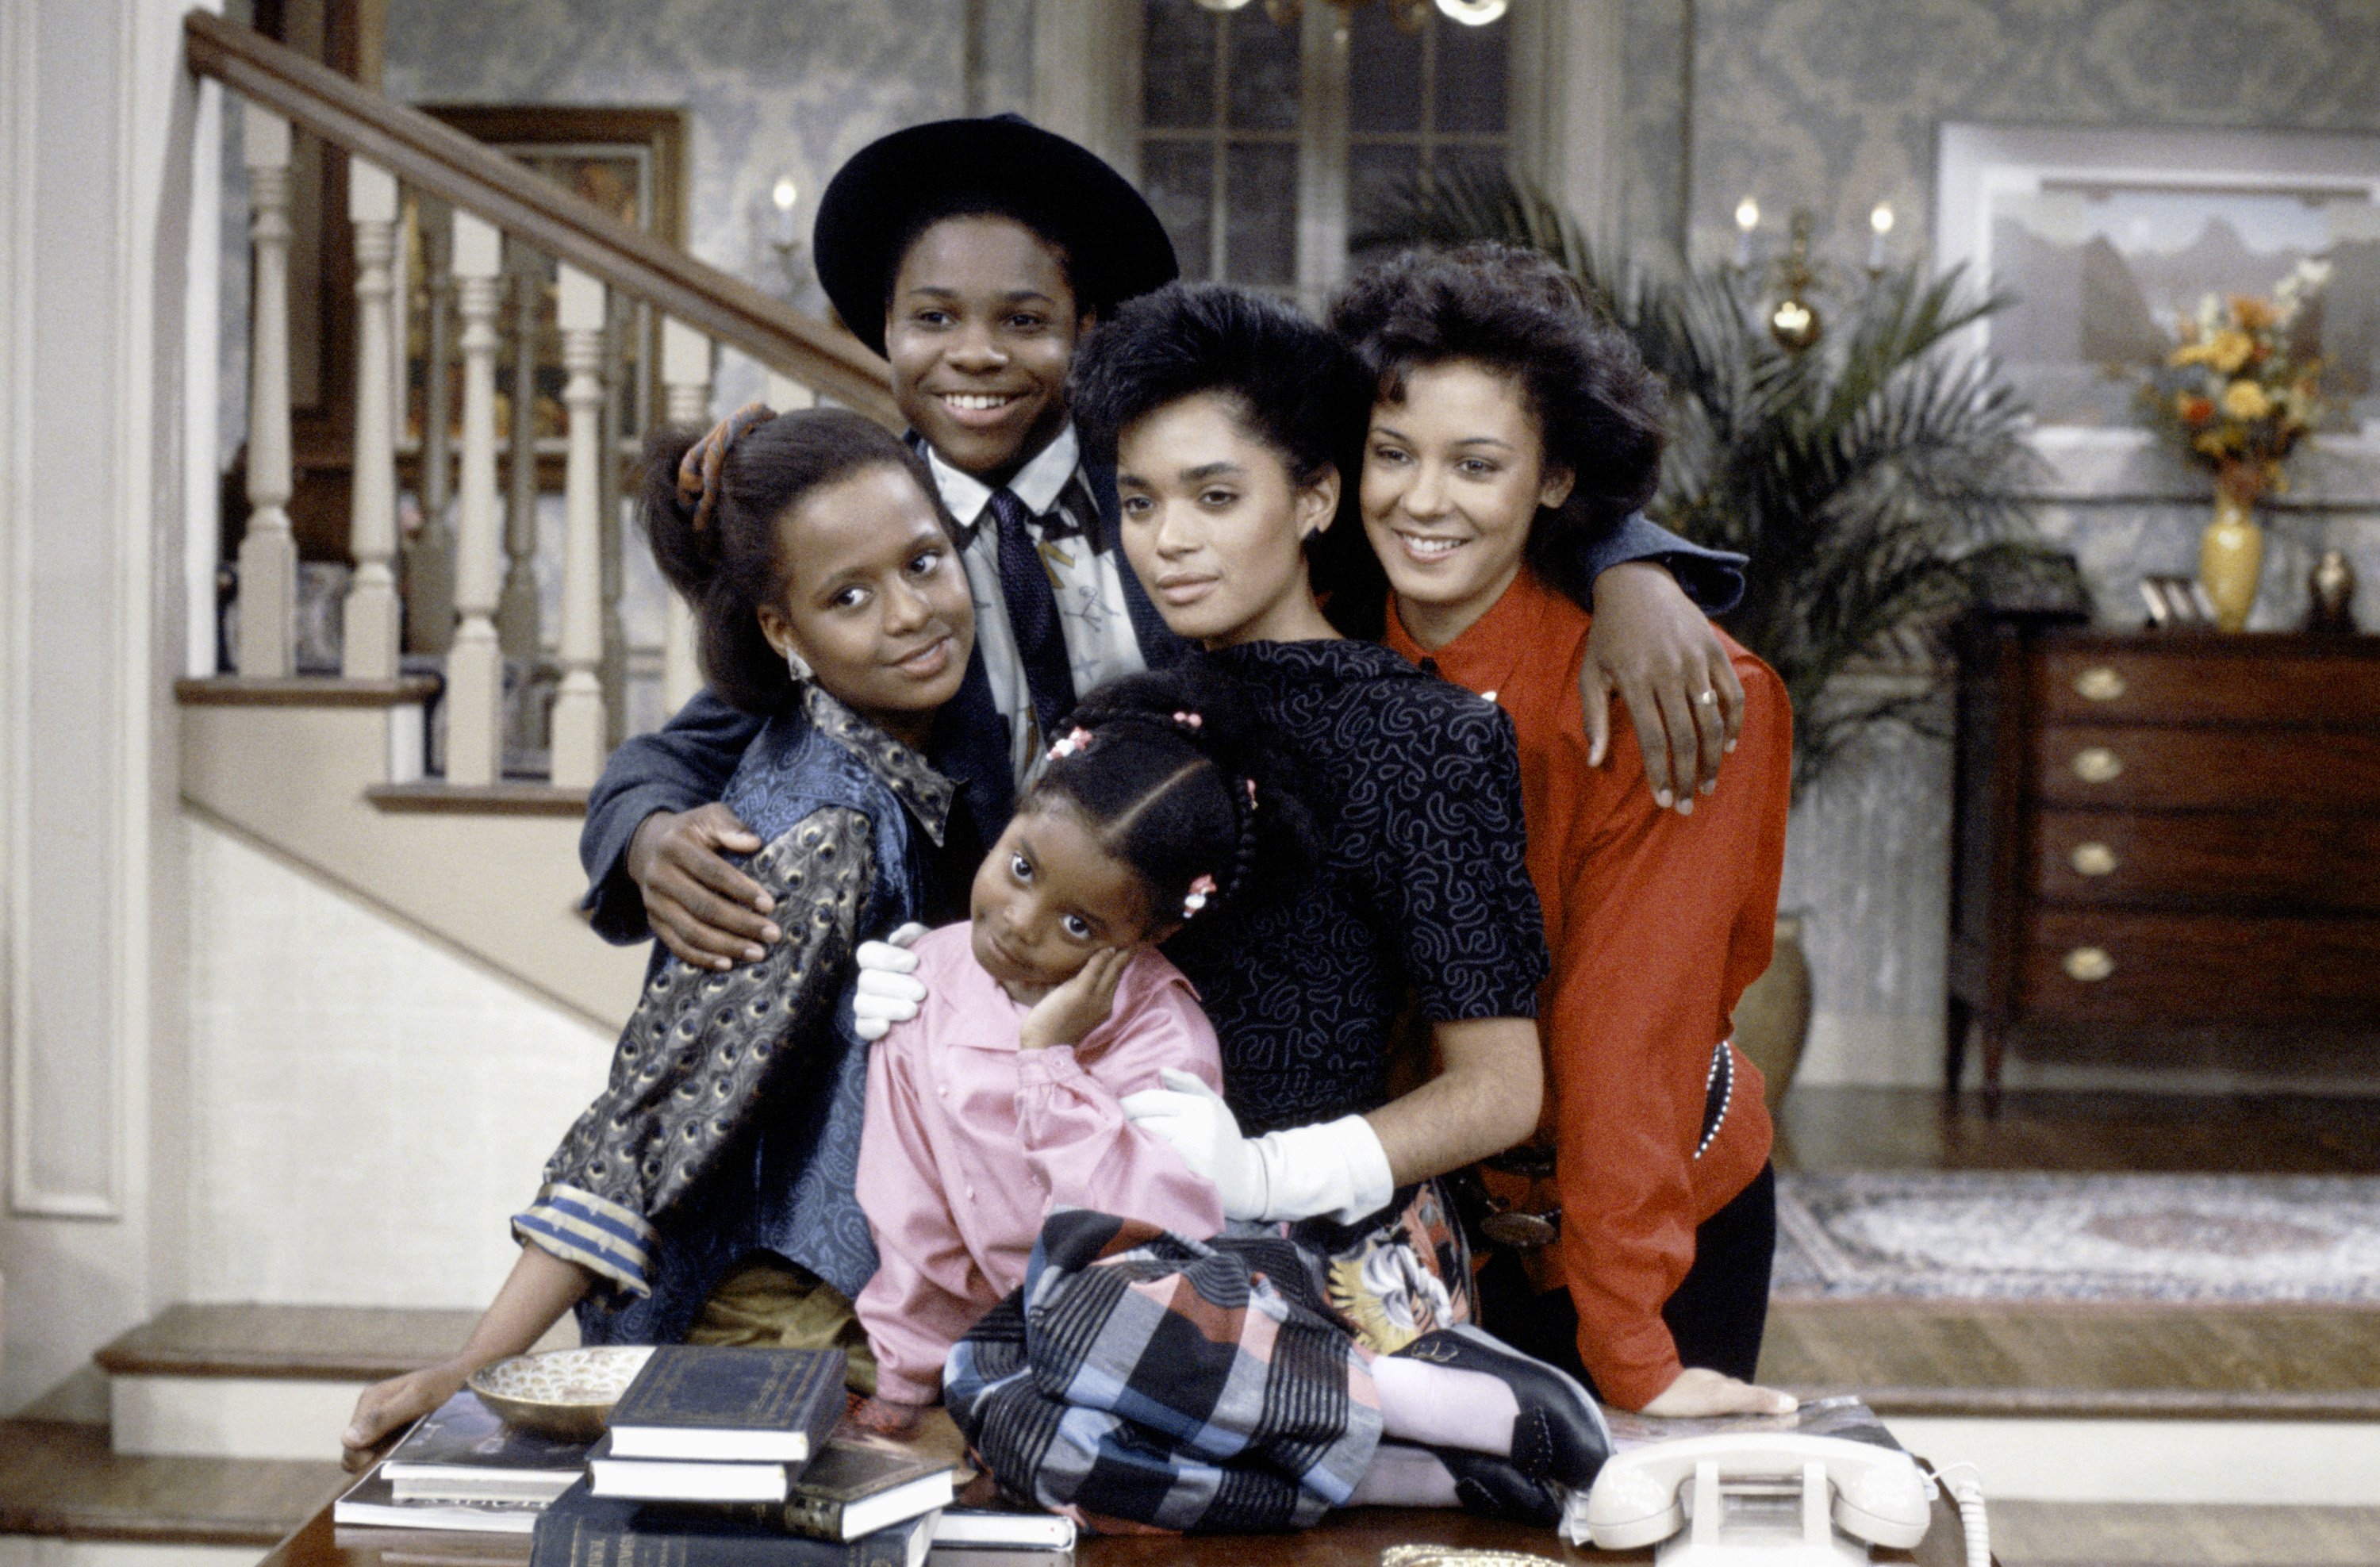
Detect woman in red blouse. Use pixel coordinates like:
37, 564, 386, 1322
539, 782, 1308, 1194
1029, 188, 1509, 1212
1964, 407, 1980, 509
1326, 245, 1799, 1419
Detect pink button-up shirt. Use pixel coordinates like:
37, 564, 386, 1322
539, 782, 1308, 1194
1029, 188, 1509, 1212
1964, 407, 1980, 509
854, 923, 1226, 1404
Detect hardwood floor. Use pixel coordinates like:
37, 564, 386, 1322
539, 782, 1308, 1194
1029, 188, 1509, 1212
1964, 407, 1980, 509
1773, 1087, 2380, 1177
1990, 1501, 2380, 1566
1763, 1088, 2380, 1564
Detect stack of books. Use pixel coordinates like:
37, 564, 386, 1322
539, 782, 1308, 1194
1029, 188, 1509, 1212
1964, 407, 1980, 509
537, 1346, 958, 1567
332, 1389, 592, 1534
337, 1345, 1077, 1563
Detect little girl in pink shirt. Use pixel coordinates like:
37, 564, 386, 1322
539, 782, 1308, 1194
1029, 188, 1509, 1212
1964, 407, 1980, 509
853, 665, 1317, 1418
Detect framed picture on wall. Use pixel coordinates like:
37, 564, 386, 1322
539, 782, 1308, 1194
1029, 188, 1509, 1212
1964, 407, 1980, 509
1937, 123, 2380, 494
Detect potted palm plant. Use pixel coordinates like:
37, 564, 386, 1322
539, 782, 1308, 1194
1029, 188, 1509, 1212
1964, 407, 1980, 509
1370, 174, 2056, 1102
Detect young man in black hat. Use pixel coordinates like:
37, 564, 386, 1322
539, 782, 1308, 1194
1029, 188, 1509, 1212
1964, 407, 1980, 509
581, 115, 1746, 983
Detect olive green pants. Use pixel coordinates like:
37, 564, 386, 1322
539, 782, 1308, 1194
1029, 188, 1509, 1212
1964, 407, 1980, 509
689, 1254, 878, 1396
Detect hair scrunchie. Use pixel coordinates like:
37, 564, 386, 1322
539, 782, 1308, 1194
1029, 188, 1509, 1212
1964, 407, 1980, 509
675, 401, 776, 534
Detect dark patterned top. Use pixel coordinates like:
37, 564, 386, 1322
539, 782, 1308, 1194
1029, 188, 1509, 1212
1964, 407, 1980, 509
515, 683, 950, 1312
1171, 639, 1547, 1135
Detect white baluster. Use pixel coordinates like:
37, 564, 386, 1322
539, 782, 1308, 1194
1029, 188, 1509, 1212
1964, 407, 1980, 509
405, 209, 455, 654
238, 106, 296, 677
550, 265, 608, 789
448, 211, 505, 785
499, 242, 544, 663
660, 317, 713, 715
343, 157, 401, 680
598, 298, 630, 746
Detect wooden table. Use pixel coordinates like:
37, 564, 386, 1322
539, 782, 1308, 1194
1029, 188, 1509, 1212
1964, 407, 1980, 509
282, 1492, 1985, 1567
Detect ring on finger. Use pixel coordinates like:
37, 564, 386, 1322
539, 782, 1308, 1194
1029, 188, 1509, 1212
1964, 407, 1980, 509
1696, 689, 1718, 706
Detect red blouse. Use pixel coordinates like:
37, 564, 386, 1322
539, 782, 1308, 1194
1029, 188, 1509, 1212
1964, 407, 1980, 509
1383, 567, 1789, 1409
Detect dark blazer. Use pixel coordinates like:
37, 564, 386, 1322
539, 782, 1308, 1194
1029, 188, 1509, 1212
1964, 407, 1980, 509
580, 469, 1742, 944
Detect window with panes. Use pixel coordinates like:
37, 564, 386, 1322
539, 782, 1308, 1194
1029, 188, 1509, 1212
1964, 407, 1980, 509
1138, 0, 1513, 308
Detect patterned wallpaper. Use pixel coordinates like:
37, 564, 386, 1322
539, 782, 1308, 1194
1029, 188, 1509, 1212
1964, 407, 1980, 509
1610, 0, 2380, 1085
382, 0, 1003, 307
1639, 0, 2380, 263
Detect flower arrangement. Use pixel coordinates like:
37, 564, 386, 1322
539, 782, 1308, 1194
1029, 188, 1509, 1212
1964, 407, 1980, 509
2139, 260, 2329, 505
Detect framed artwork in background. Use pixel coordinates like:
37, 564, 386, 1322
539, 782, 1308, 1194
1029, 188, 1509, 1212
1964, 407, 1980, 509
1936, 123, 2380, 500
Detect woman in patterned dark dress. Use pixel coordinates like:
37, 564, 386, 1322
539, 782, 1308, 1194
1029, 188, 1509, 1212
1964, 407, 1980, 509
940, 284, 1612, 1533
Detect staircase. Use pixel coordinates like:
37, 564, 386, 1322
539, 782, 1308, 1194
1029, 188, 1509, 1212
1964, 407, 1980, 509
2, 8, 900, 1506
174, 12, 902, 1025
0, 1306, 556, 1566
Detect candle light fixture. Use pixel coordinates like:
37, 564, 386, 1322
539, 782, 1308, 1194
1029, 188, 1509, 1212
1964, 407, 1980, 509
1196, 0, 1503, 33
1867, 201, 1894, 275
1766, 209, 1822, 351
1733, 196, 1760, 268
768, 175, 806, 292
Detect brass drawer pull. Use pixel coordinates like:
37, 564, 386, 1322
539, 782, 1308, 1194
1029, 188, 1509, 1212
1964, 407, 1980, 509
2063, 947, 2115, 982
2071, 746, 2124, 783
2070, 842, 2119, 877
2074, 666, 2127, 702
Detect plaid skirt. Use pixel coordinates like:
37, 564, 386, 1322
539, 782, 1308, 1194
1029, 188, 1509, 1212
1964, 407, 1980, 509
943, 1185, 1471, 1534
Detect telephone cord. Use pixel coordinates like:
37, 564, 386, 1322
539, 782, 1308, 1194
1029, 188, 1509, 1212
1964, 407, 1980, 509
1921, 1460, 1990, 1567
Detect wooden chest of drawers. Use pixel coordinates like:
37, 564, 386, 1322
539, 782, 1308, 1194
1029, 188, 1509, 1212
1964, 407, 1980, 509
1946, 622, 2380, 1097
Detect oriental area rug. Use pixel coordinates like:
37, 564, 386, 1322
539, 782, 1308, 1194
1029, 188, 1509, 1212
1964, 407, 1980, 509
1771, 1172, 2380, 1305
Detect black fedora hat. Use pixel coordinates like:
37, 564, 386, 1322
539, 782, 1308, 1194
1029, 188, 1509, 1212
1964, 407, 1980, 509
814, 114, 1179, 358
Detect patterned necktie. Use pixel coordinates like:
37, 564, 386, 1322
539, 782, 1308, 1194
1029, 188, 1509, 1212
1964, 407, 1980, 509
988, 486, 1076, 743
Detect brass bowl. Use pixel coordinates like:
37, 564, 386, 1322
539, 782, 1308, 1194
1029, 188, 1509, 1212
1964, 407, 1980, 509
466, 1345, 654, 1441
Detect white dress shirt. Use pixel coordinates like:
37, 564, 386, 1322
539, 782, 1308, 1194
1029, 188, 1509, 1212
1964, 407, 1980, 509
925, 424, 1149, 789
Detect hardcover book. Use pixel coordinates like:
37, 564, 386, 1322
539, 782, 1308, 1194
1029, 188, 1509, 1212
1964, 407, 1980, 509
531, 1483, 936, 1567
585, 1433, 793, 1505
334, 1468, 543, 1534
607, 1346, 846, 1465
927, 1508, 1075, 1551
605, 1439, 954, 1541
380, 1390, 593, 1504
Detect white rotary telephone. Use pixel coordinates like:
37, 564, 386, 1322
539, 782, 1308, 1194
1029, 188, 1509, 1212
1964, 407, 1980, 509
1578, 1433, 1969, 1565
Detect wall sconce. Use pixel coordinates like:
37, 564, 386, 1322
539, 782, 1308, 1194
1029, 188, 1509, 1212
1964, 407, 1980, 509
1766, 209, 1822, 351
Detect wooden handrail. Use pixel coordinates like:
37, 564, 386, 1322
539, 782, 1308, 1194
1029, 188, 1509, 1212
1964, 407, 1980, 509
183, 9, 899, 425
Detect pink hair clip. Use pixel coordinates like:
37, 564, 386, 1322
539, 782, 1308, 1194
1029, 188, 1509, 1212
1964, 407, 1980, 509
1047, 726, 1094, 761
1245, 778, 1258, 811
1181, 874, 1219, 920
1173, 710, 1203, 731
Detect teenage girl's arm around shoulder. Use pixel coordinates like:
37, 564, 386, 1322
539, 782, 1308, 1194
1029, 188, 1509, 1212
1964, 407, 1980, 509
853, 1029, 989, 1409
1580, 562, 1747, 813
1015, 958, 1228, 1239
340, 1242, 593, 1469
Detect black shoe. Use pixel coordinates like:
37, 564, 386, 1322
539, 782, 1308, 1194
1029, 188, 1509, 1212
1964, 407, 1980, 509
1392, 1323, 1612, 1489
1435, 1448, 1565, 1527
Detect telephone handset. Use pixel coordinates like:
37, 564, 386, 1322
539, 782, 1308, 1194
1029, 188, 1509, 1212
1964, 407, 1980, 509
1579, 1433, 1933, 1565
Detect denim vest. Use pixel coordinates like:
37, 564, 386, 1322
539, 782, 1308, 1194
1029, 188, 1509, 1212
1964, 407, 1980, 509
578, 699, 936, 1346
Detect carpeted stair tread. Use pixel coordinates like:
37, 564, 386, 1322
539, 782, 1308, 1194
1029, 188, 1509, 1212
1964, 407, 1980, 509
95, 1304, 483, 1381
0, 1418, 345, 1544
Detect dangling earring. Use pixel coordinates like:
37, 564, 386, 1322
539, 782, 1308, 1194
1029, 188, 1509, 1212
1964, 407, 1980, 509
784, 645, 813, 685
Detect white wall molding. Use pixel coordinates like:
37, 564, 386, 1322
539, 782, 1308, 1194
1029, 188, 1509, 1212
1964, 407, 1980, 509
2, 0, 198, 1411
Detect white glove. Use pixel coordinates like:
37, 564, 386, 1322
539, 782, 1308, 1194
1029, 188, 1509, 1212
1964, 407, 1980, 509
1120, 1069, 1271, 1218
1123, 1070, 1395, 1225
851, 922, 929, 1041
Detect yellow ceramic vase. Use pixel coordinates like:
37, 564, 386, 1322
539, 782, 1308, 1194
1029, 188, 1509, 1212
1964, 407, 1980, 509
2198, 491, 2264, 632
